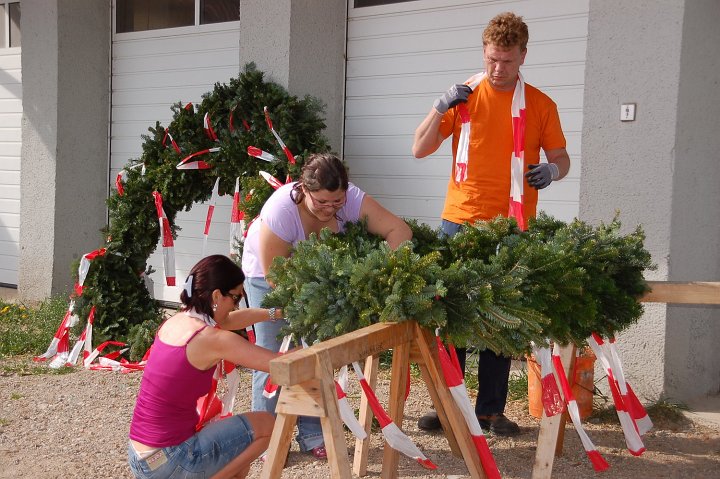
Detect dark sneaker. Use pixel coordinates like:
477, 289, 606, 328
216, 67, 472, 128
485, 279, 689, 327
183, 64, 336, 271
417, 410, 442, 431
477, 414, 521, 436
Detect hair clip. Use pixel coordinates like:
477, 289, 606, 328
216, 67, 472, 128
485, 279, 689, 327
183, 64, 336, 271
183, 274, 194, 298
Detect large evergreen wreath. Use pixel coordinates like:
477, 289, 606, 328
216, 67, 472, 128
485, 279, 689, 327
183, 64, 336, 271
264, 214, 655, 356
72, 63, 330, 359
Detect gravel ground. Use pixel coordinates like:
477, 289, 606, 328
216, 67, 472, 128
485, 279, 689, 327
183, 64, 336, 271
1, 355, 719, 479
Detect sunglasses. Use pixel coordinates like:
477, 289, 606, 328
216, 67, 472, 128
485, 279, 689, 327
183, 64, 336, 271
224, 292, 243, 306
306, 190, 346, 210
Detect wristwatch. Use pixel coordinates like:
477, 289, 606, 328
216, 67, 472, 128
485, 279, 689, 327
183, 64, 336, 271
268, 307, 280, 321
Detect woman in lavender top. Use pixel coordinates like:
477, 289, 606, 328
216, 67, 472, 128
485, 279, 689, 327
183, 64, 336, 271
241, 153, 412, 459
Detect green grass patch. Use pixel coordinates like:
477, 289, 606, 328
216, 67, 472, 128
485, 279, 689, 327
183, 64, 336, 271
644, 398, 689, 427
589, 396, 690, 430
0, 296, 69, 358
508, 367, 529, 401
1, 362, 77, 376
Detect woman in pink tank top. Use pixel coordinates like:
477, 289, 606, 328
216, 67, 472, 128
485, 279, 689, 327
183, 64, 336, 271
128, 254, 285, 479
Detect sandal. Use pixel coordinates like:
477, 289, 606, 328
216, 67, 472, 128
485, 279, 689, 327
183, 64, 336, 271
310, 445, 327, 460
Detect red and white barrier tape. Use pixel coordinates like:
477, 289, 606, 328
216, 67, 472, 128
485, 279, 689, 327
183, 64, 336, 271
351, 361, 436, 470
530, 341, 564, 417
116, 163, 144, 196
203, 112, 219, 142
551, 344, 609, 471
259, 171, 283, 190
605, 337, 652, 435
455, 103, 471, 183
202, 178, 221, 257
177, 147, 219, 170
263, 106, 295, 164
162, 128, 181, 154
247, 146, 277, 163
87, 341, 148, 373
116, 170, 127, 196
335, 365, 367, 440
228, 177, 246, 256
588, 334, 650, 455
228, 107, 251, 133
74, 248, 107, 296
34, 302, 78, 364
263, 335, 293, 399
436, 337, 500, 479
152, 191, 176, 286
66, 306, 95, 367
508, 73, 527, 230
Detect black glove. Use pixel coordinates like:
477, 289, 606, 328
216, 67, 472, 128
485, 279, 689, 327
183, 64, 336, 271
525, 163, 560, 190
433, 84, 472, 114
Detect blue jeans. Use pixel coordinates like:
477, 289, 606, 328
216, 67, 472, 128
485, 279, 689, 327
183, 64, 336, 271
245, 276, 324, 452
127, 415, 255, 479
441, 219, 512, 416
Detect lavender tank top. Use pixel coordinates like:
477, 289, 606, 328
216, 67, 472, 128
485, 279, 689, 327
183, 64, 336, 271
242, 181, 366, 278
129, 325, 213, 447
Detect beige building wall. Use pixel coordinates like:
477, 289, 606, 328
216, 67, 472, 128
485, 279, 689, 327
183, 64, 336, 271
238, 0, 346, 153
581, 0, 720, 402
18, 0, 110, 300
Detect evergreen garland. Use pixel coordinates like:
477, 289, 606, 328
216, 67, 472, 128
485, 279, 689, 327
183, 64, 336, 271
264, 214, 654, 356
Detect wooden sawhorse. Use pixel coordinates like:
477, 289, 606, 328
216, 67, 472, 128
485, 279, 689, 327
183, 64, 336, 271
260, 320, 487, 478
531, 281, 720, 478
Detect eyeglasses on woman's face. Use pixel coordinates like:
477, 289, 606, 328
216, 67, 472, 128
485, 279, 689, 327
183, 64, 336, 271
224, 292, 243, 306
306, 190, 346, 210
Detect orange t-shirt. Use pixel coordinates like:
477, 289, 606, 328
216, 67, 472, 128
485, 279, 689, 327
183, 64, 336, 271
439, 78, 566, 224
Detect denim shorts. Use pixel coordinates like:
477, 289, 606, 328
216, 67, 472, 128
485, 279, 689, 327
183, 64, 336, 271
128, 414, 255, 479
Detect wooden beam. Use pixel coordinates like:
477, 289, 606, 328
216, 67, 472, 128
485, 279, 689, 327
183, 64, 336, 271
353, 355, 379, 476
269, 321, 416, 387
381, 340, 411, 479
642, 281, 720, 305
531, 344, 576, 479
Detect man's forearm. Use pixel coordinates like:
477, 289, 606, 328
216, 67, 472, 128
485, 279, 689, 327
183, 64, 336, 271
412, 109, 445, 158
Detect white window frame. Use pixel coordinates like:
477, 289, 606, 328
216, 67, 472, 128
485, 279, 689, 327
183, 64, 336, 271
0, 1, 20, 49
112, 0, 239, 37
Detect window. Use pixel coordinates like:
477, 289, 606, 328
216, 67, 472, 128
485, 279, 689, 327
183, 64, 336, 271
201, 0, 239, 25
116, 0, 239, 33
0, 2, 21, 48
354, 0, 416, 7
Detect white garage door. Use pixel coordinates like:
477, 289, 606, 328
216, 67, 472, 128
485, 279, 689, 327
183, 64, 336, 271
0, 15, 21, 286
345, 0, 588, 228
112, 16, 240, 302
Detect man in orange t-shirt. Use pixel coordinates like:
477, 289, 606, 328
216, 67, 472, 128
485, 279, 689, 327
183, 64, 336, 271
412, 12, 570, 436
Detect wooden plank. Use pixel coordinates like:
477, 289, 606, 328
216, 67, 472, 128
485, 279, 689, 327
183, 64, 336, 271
413, 324, 485, 478
381, 341, 411, 479
260, 411, 297, 479
270, 321, 416, 387
316, 350, 353, 479
412, 343, 462, 457
642, 281, 720, 305
275, 379, 325, 417
353, 355, 379, 476
531, 344, 576, 479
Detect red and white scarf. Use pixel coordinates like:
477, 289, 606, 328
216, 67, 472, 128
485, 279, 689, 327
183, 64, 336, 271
455, 72, 527, 230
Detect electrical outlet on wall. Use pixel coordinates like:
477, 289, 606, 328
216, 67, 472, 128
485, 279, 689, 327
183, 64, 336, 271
621, 103, 636, 121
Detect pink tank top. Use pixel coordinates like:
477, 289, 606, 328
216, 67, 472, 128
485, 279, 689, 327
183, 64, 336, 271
129, 325, 214, 447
